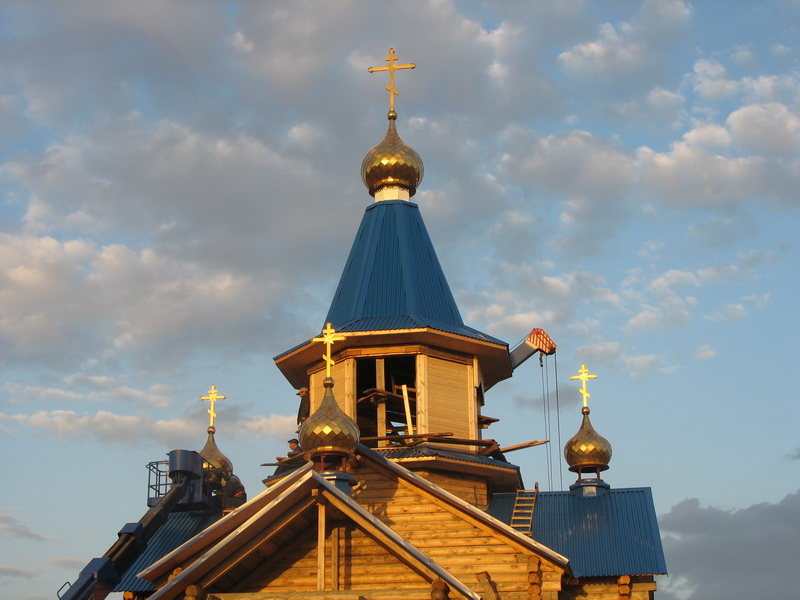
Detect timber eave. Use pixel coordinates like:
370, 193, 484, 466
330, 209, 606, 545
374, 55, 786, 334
275, 327, 511, 390
387, 453, 523, 493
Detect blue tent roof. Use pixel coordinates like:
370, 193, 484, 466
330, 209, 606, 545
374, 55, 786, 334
488, 488, 667, 578
324, 200, 504, 345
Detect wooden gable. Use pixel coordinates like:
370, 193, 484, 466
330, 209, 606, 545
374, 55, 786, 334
135, 450, 570, 600
138, 466, 481, 600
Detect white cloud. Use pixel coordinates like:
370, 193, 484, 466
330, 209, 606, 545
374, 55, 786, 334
241, 414, 296, 438
559, 23, 648, 77
742, 292, 771, 309
704, 303, 747, 321
692, 58, 740, 101
635, 142, 770, 209
691, 345, 716, 359
682, 123, 731, 149
574, 342, 623, 368
727, 103, 800, 157
769, 44, 791, 58
621, 353, 664, 376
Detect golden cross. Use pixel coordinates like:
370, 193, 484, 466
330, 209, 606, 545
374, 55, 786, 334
368, 48, 415, 113
570, 363, 598, 409
313, 322, 346, 378
200, 385, 226, 428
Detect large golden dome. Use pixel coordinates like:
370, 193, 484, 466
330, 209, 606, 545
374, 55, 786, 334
298, 377, 360, 459
564, 407, 612, 474
361, 110, 424, 198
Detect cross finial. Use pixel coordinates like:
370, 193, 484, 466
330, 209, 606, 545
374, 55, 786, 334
200, 385, 226, 429
570, 363, 598, 409
313, 322, 346, 378
368, 48, 416, 113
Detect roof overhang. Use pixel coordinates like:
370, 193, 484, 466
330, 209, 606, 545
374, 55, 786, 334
275, 327, 512, 390
389, 453, 523, 492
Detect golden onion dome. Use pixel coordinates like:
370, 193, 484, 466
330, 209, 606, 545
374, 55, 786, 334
199, 426, 234, 491
361, 110, 424, 198
564, 407, 612, 473
298, 377, 360, 459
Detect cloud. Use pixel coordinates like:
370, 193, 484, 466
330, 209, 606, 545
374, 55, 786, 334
241, 414, 296, 437
558, 0, 691, 97
691, 345, 716, 359
703, 303, 747, 322
46, 556, 88, 571
620, 353, 666, 377
727, 103, 800, 157
0, 511, 51, 542
692, 59, 740, 101
14, 407, 295, 447
658, 491, 800, 600
0, 564, 37, 579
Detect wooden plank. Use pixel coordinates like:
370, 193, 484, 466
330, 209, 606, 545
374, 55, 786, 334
476, 572, 499, 600
317, 503, 325, 591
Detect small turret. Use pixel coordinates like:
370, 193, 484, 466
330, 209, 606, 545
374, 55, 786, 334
298, 324, 360, 493
565, 364, 612, 497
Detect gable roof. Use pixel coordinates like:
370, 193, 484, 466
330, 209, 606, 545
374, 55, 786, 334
137, 447, 572, 599
489, 488, 667, 578
139, 464, 482, 600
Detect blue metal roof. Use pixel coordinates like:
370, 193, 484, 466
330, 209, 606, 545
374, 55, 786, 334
324, 200, 504, 345
488, 488, 667, 578
114, 509, 221, 592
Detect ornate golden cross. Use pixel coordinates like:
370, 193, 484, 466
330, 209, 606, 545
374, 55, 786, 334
368, 48, 415, 112
313, 322, 346, 378
570, 363, 598, 409
200, 385, 226, 428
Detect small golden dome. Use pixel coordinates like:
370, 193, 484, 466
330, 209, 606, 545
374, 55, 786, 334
199, 426, 234, 491
298, 378, 360, 459
564, 407, 612, 474
361, 110, 424, 198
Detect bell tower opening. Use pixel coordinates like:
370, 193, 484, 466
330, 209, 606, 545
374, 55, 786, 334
355, 354, 417, 447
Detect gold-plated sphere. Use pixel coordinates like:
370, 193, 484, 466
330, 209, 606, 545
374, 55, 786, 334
298, 378, 360, 459
564, 407, 612, 474
361, 110, 424, 198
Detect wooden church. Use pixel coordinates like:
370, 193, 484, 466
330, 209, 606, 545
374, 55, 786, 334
61, 50, 666, 600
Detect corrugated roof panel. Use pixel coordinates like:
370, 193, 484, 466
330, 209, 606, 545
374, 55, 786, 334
326, 200, 475, 334
489, 488, 666, 578
114, 509, 221, 592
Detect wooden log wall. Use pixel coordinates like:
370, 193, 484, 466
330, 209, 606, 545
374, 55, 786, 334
412, 470, 489, 510
558, 576, 658, 600
351, 466, 563, 598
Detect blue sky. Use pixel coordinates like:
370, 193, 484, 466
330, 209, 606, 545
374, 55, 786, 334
1, 2, 798, 599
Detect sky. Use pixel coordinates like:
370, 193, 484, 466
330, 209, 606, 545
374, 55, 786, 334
1, 2, 798, 599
